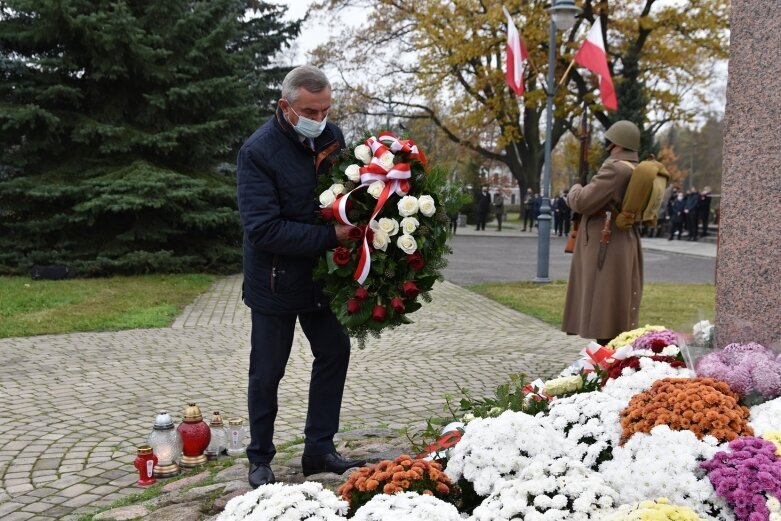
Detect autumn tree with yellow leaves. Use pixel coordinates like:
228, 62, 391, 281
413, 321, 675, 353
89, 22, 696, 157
310, 0, 728, 192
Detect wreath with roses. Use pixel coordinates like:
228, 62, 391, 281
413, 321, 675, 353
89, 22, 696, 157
312, 132, 450, 346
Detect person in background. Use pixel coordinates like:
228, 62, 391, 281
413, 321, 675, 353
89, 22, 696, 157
552, 194, 561, 236
522, 188, 535, 231
697, 185, 713, 237
669, 190, 686, 240
684, 186, 700, 241
556, 191, 572, 237
237, 65, 365, 489
475, 186, 491, 231
493, 190, 505, 232
562, 120, 643, 347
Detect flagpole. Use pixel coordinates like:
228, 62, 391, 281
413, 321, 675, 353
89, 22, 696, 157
557, 59, 577, 89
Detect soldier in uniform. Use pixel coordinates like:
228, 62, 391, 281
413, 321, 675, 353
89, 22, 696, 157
562, 121, 643, 346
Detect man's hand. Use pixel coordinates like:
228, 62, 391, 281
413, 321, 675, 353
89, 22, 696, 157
335, 223, 355, 246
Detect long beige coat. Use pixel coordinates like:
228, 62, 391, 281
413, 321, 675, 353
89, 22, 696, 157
561, 148, 643, 341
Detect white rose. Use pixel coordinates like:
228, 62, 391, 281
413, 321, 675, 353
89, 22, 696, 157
418, 195, 436, 217
397, 195, 419, 217
377, 217, 399, 236
367, 180, 385, 199
345, 164, 361, 183
378, 150, 395, 170
354, 144, 372, 165
318, 189, 336, 208
371, 228, 390, 252
396, 234, 417, 254
329, 183, 345, 196
400, 216, 419, 234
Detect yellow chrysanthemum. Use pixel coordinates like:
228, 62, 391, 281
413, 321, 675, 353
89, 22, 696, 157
601, 498, 706, 520
606, 325, 666, 349
762, 431, 781, 456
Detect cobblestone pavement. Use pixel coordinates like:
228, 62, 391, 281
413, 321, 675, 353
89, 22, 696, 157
0, 277, 585, 520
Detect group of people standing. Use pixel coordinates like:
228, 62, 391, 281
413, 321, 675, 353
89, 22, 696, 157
664, 186, 713, 241
521, 188, 572, 237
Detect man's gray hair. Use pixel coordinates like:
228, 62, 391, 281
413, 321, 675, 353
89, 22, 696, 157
281, 65, 331, 103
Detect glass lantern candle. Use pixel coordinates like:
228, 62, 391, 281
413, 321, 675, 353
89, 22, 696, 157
147, 411, 182, 478
204, 411, 228, 460
226, 417, 246, 456
134, 446, 158, 486
177, 403, 211, 467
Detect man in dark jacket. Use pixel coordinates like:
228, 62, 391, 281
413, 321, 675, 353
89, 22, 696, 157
556, 191, 572, 236
684, 186, 700, 241
237, 65, 365, 488
475, 186, 491, 230
522, 188, 535, 231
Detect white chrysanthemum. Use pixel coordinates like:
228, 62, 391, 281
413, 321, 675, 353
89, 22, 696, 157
445, 410, 575, 496
749, 396, 781, 435
543, 391, 624, 470
217, 482, 347, 521
471, 457, 618, 521
601, 357, 694, 404
352, 492, 461, 521
599, 425, 733, 521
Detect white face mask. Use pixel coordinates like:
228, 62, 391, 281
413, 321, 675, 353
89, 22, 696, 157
287, 105, 327, 139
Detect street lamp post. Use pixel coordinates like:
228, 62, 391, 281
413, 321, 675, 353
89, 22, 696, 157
534, 0, 582, 283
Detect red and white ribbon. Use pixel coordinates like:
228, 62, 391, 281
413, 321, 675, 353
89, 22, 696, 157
331, 132, 422, 285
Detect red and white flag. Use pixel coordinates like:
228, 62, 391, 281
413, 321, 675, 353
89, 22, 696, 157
573, 18, 618, 110
504, 7, 528, 96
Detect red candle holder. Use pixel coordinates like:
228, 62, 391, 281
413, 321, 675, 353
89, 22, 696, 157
177, 403, 211, 468
134, 446, 158, 486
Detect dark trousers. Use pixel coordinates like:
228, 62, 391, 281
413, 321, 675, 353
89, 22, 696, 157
562, 216, 571, 236
247, 309, 350, 464
670, 221, 684, 239
449, 216, 458, 234
522, 208, 534, 230
686, 212, 699, 239
553, 213, 561, 235
699, 214, 710, 236
476, 211, 488, 230
495, 211, 503, 231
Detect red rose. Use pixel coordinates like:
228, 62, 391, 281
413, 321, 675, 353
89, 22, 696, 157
402, 281, 420, 299
371, 304, 387, 322
406, 253, 425, 271
332, 247, 351, 266
320, 207, 334, 221
346, 298, 362, 315
355, 287, 369, 301
390, 297, 405, 314
348, 226, 363, 242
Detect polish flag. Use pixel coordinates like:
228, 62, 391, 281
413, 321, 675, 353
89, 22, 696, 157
573, 18, 618, 110
504, 7, 528, 96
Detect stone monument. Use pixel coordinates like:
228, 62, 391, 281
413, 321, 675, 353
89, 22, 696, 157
716, 0, 781, 349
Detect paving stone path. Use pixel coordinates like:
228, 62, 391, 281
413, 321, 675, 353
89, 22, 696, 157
0, 277, 585, 520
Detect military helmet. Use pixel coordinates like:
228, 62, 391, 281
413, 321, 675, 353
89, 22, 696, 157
604, 120, 641, 151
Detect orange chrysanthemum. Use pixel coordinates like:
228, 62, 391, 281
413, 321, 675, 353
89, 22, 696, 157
620, 377, 753, 444
337, 454, 456, 514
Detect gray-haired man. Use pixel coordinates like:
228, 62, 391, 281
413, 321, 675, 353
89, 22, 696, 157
237, 65, 365, 488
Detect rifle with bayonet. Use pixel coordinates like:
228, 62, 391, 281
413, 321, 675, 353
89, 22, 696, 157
565, 105, 590, 253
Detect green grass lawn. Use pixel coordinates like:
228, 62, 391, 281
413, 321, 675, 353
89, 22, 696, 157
0, 274, 215, 338
470, 281, 715, 332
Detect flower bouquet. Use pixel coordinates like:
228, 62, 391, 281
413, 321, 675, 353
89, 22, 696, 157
695, 342, 781, 404
313, 132, 450, 345
216, 482, 347, 521
336, 455, 455, 516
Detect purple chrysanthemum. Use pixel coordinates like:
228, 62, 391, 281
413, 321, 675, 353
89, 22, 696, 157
696, 343, 781, 400
701, 437, 781, 521
632, 329, 679, 351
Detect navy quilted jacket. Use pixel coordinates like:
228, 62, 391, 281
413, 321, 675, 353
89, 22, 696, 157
237, 107, 345, 314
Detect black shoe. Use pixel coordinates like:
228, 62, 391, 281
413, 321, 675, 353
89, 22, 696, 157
301, 451, 366, 476
248, 463, 275, 488
668, 236, 673, 241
